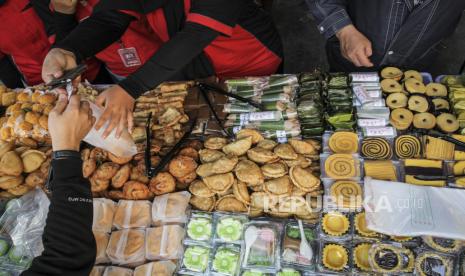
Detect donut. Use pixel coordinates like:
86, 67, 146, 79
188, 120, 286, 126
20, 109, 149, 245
381, 67, 403, 80
413, 113, 436, 129
386, 93, 408, 109
408, 95, 429, 113
426, 83, 448, 97
381, 79, 403, 94
403, 70, 422, 81
436, 113, 459, 133
390, 108, 414, 130
432, 98, 450, 111
404, 78, 426, 94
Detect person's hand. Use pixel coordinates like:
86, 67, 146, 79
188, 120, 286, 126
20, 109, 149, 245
42, 48, 80, 86
51, 0, 78, 14
94, 85, 135, 139
49, 94, 95, 152
336, 24, 374, 67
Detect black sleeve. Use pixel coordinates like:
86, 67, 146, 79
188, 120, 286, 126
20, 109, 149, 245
54, 12, 78, 42
22, 157, 96, 276
305, 0, 352, 39
118, 22, 219, 98
30, 0, 55, 37
0, 55, 24, 88
54, 10, 133, 62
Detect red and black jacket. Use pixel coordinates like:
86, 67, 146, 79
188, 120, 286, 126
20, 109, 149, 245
55, 0, 283, 98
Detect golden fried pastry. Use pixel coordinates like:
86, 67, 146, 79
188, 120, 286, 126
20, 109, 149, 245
0, 151, 23, 176
1, 91, 17, 106
250, 191, 277, 210
38, 93, 56, 105
381, 67, 403, 80
404, 70, 422, 81
203, 172, 235, 193
183, 140, 203, 151
247, 147, 279, 164
190, 195, 216, 211
215, 194, 247, 212
108, 190, 125, 200
17, 137, 38, 148
289, 139, 317, 155
0, 191, 15, 199
150, 156, 161, 167
257, 139, 278, 150
42, 104, 53, 115
189, 180, 215, 198
90, 148, 108, 162
8, 184, 30, 196
223, 136, 253, 156
21, 150, 46, 173
196, 155, 238, 177
106, 152, 132, 165
234, 159, 264, 186
168, 155, 197, 178
94, 162, 120, 180
149, 172, 176, 195
261, 161, 288, 178
381, 79, 403, 93
130, 162, 149, 184
90, 175, 110, 193
198, 148, 225, 164
176, 170, 197, 186
232, 181, 250, 205
0, 175, 23, 189
123, 181, 153, 200
0, 140, 14, 158
83, 158, 97, 178
39, 158, 51, 175
24, 112, 39, 125
204, 136, 228, 150
25, 170, 46, 188
264, 176, 292, 195
20, 102, 32, 111
283, 154, 311, 168
273, 143, 298, 160
31, 103, 44, 113
18, 121, 33, 132
31, 91, 41, 103
404, 78, 426, 94
426, 83, 447, 97
111, 164, 131, 189
178, 147, 199, 162
236, 129, 264, 144
290, 166, 320, 192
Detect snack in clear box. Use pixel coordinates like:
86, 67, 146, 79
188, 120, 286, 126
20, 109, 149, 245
106, 229, 146, 266
146, 225, 185, 260
327, 131, 359, 154
134, 261, 177, 276
186, 212, 212, 242
320, 243, 349, 272
211, 245, 241, 276
112, 200, 152, 229
241, 222, 279, 270
354, 211, 380, 238
368, 244, 414, 273
415, 251, 455, 276
152, 191, 190, 225
276, 268, 301, 276
94, 231, 110, 264
323, 154, 360, 180
352, 243, 373, 272
281, 222, 315, 267
92, 198, 116, 233
103, 266, 133, 276
215, 214, 248, 243
321, 211, 351, 237
422, 236, 464, 254
329, 180, 363, 209
241, 270, 271, 276
181, 245, 210, 273
90, 266, 105, 276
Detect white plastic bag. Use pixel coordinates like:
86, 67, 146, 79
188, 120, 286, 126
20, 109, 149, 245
84, 101, 137, 158
145, 225, 185, 260
94, 231, 110, 264
113, 200, 152, 230
103, 266, 133, 276
364, 177, 465, 240
93, 198, 116, 233
106, 229, 146, 266
90, 266, 106, 276
134, 261, 177, 276
152, 192, 190, 226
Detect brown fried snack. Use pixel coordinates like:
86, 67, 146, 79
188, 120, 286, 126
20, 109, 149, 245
199, 149, 225, 164
178, 147, 199, 161
90, 175, 110, 193
25, 170, 46, 188
111, 164, 131, 189
0, 151, 23, 176
168, 155, 197, 178
189, 180, 215, 198
108, 152, 132, 165
122, 181, 154, 200
94, 162, 120, 180
130, 161, 149, 184
216, 195, 247, 212
21, 150, 46, 173
90, 148, 108, 162
176, 170, 197, 185
83, 158, 97, 178
149, 172, 176, 195
0, 175, 23, 190
107, 190, 125, 200
189, 195, 216, 211
8, 184, 30, 196
183, 140, 203, 151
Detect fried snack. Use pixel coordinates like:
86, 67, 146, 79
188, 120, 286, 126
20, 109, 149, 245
204, 137, 228, 150
107, 190, 125, 200
247, 147, 279, 164
196, 155, 238, 177
25, 171, 46, 188
404, 159, 445, 187
90, 148, 108, 162
149, 172, 176, 195
235, 129, 265, 146
215, 195, 247, 213
94, 162, 120, 181
24, 112, 39, 125
38, 115, 48, 130
408, 95, 429, 112
404, 78, 426, 94
330, 181, 362, 209
324, 154, 359, 180
0, 151, 23, 176
364, 160, 397, 181
289, 138, 317, 155
203, 173, 235, 193
8, 184, 30, 196
289, 166, 320, 192
189, 180, 215, 198
273, 143, 298, 160
0, 175, 23, 189
198, 149, 225, 164
386, 92, 408, 109
361, 138, 392, 160
413, 112, 436, 130
107, 152, 132, 165
390, 108, 413, 130
423, 136, 454, 160
426, 83, 448, 97
83, 158, 97, 178
261, 161, 288, 178
2, 91, 17, 106
123, 181, 154, 200
284, 154, 311, 168
257, 139, 278, 150
146, 225, 185, 260
111, 164, 131, 189
328, 132, 359, 154
113, 200, 152, 229
18, 137, 38, 148
106, 229, 146, 266
168, 155, 197, 178
190, 195, 216, 212
178, 147, 199, 161
222, 136, 252, 156
322, 212, 350, 236
38, 93, 56, 104
90, 175, 110, 193
395, 135, 421, 159
130, 162, 149, 184
404, 70, 422, 81
232, 181, 250, 205
381, 79, 403, 93
21, 150, 46, 173
381, 67, 403, 80
176, 170, 197, 186
94, 231, 110, 264
322, 244, 349, 271
436, 113, 459, 133
0, 140, 14, 158
234, 160, 264, 186
263, 176, 292, 196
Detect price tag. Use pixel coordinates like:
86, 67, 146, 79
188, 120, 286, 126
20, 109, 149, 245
362, 99, 386, 108
232, 126, 242, 133
277, 137, 288, 143
358, 119, 388, 127
367, 90, 382, 98
276, 130, 287, 138
350, 72, 380, 83
118, 47, 142, 67
239, 114, 249, 126
249, 111, 277, 121
353, 85, 372, 105
364, 127, 396, 137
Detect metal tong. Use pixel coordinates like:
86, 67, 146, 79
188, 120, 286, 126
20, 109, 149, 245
45, 64, 87, 91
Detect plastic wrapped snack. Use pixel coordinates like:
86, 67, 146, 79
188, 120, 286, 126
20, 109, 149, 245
281, 222, 316, 268
211, 244, 241, 276
106, 229, 146, 266
94, 231, 110, 264
134, 261, 177, 276
241, 221, 280, 270
113, 200, 152, 229
93, 198, 116, 233
103, 266, 133, 276
152, 191, 191, 225
146, 225, 185, 260
179, 245, 210, 274
186, 212, 213, 243
90, 266, 106, 276
214, 213, 248, 243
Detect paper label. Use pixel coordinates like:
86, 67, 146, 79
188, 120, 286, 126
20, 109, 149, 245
232, 126, 242, 133
239, 114, 250, 126
350, 72, 380, 83
362, 99, 386, 108
249, 111, 277, 121
118, 47, 142, 67
364, 127, 395, 137
358, 119, 388, 127
353, 85, 371, 104
277, 137, 287, 143
276, 130, 287, 138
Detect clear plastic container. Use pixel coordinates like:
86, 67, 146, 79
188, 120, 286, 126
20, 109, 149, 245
179, 244, 211, 275
211, 244, 241, 276
317, 241, 351, 274
281, 221, 317, 270
145, 225, 185, 260
102, 266, 133, 276
213, 213, 249, 244
133, 261, 177, 276
186, 212, 213, 244
152, 192, 191, 226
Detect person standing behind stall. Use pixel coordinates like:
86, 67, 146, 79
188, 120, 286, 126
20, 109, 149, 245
42, 0, 283, 139
0, 0, 101, 87
51, 0, 162, 81
306, 0, 465, 72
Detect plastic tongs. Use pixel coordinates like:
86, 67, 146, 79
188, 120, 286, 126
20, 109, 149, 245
196, 82, 263, 138
45, 64, 87, 97
145, 110, 198, 178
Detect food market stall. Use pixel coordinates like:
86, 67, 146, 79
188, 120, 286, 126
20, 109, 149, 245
0, 68, 464, 276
